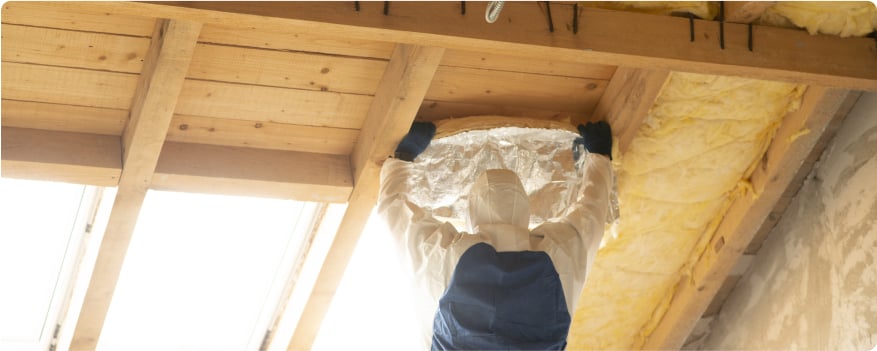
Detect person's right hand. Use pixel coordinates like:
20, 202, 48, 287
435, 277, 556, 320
394, 122, 436, 162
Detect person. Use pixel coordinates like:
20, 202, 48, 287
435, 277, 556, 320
378, 121, 614, 350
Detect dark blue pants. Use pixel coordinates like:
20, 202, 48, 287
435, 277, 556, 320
432, 243, 571, 350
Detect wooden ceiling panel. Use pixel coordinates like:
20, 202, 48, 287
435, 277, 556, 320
0, 1, 156, 37
188, 43, 386, 95
1, 24, 149, 74
0, 100, 127, 136
166, 115, 358, 155
417, 100, 585, 122
442, 49, 617, 80
427, 66, 608, 114
174, 79, 371, 129
199, 22, 396, 59
2, 62, 138, 110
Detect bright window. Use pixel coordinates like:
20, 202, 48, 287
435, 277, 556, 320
97, 190, 318, 351
0, 178, 91, 351
313, 210, 421, 350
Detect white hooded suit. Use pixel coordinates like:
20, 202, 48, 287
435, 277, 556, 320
378, 152, 613, 347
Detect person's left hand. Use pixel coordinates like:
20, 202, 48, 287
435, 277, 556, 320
395, 122, 436, 162
573, 121, 612, 161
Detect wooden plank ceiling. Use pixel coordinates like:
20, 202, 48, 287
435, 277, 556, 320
1, 2, 875, 351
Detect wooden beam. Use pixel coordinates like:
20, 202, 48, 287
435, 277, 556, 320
69, 19, 201, 351
1, 127, 121, 186
641, 87, 855, 350
152, 142, 352, 203
724, 2, 776, 24
286, 44, 445, 351
583, 67, 670, 154
0, 128, 353, 202
349, 45, 447, 186
61, 1, 877, 90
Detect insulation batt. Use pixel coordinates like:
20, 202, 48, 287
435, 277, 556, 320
761, 1, 877, 38
590, 1, 877, 37
567, 72, 805, 350
404, 127, 617, 228
583, 1, 719, 19
562, 2, 870, 349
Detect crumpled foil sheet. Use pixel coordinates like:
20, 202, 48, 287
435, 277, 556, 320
406, 127, 618, 230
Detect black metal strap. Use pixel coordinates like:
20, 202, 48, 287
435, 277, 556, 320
573, 3, 579, 34
545, 1, 554, 33
718, 1, 725, 50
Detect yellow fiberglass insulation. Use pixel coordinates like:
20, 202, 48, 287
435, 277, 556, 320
760, 1, 877, 38
582, 1, 719, 20
588, 1, 877, 38
567, 73, 806, 350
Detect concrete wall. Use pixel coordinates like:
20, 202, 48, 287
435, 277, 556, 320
703, 92, 877, 350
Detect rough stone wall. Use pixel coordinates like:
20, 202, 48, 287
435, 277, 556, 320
703, 92, 877, 350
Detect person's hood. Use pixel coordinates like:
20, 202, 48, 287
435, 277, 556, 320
467, 169, 530, 232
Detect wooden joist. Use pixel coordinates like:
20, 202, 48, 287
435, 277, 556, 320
0, 127, 352, 203
641, 86, 855, 350
1, 127, 122, 186
152, 142, 352, 203
58, 1, 877, 90
69, 19, 202, 350
584, 67, 670, 154
286, 44, 445, 351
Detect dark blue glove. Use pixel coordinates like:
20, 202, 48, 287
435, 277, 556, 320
573, 121, 612, 161
394, 122, 435, 162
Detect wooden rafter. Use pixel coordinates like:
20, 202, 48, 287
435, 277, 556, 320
69, 19, 202, 351
583, 67, 670, 154
284, 44, 445, 351
641, 87, 855, 350
57, 1, 877, 90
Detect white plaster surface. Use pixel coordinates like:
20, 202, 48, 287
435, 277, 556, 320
703, 92, 877, 350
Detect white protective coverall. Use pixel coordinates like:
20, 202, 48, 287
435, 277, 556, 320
378, 152, 613, 347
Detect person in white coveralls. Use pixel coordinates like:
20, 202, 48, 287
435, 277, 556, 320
378, 121, 614, 350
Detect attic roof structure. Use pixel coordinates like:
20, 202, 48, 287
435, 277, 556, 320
1, 2, 876, 350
